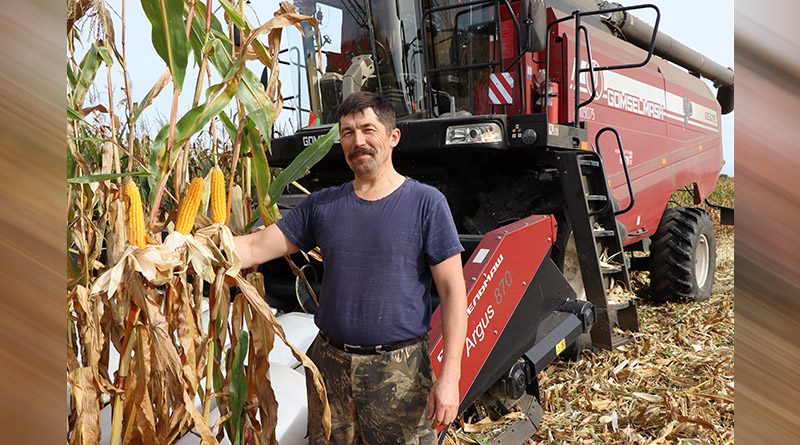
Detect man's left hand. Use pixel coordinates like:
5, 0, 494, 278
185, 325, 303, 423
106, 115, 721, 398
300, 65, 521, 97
427, 372, 460, 428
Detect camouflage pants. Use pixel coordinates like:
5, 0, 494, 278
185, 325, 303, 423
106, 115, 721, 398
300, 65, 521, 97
305, 334, 437, 445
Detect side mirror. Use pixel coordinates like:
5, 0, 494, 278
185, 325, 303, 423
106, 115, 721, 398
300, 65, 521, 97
521, 0, 547, 53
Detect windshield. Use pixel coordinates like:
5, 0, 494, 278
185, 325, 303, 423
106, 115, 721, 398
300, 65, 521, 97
423, 0, 498, 116
295, 0, 426, 122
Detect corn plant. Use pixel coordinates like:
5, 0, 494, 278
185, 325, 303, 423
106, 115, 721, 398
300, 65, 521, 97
67, 1, 338, 443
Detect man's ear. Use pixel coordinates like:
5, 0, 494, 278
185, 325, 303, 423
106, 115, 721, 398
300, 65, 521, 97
390, 127, 401, 148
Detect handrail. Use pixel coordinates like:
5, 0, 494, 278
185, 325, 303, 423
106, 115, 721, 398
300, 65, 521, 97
576, 25, 597, 111
426, 61, 500, 74
577, 5, 660, 73
424, 0, 497, 15
544, 4, 661, 127
595, 127, 635, 216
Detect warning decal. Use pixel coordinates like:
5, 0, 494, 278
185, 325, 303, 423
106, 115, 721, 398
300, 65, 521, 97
489, 72, 514, 105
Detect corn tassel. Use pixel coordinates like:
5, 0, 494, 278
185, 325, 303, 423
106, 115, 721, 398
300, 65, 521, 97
124, 181, 147, 247
210, 167, 226, 224
175, 177, 204, 234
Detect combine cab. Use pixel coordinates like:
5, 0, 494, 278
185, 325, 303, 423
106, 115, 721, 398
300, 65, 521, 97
256, 0, 733, 441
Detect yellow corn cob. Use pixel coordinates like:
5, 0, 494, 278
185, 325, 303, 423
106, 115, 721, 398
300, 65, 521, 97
175, 177, 205, 234
210, 167, 226, 224
124, 181, 147, 247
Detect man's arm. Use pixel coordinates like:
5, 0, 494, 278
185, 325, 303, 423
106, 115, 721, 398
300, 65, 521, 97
427, 253, 467, 428
233, 224, 301, 269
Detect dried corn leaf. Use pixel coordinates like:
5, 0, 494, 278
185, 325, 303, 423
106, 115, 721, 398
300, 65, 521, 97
70, 285, 115, 394
246, 306, 279, 445
226, 1, 317, 107
174, 275, 203, 391
92, 244, 182, 298
164, 231, 216, 283
129, 277, 219, 444
632, 392, 663, 403
106, 193, 128, 265
195, 224, 242, 277
68, 367, 101, 445
591, 399, 613, 411
68, 314, 80, 374
462, 412, 526, 433
122, 335, 158, 444
229, 184, 245, 235
234, 275, 332, 440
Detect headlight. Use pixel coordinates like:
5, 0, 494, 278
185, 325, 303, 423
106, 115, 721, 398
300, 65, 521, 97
445, 123, 503, 145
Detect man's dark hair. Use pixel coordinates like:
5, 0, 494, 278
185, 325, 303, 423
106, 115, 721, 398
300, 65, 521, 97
336, 92, 396, 131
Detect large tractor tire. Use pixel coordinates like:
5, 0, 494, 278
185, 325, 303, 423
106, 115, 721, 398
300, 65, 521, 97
649, 207, 716, 302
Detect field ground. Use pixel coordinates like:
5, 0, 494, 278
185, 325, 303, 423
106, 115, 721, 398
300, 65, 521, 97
449, 177, 735, 445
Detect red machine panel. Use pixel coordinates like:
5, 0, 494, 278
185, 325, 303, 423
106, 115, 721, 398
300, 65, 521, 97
427, 214, 557, 406
546, 9, 723, 245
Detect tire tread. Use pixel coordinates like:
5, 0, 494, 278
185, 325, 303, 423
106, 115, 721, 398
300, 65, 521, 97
648, 207, 717, 302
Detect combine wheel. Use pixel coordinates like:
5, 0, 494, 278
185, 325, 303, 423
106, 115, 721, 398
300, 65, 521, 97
649, 207, 716, 302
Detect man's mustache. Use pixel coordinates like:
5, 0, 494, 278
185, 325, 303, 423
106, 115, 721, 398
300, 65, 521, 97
348, 147, 376, 160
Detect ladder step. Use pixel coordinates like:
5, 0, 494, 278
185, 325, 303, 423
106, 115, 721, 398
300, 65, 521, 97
627, 228, 648, 237
586, 194, 608, 202
579, 159, 601, 175
611, 332, 634, 348
593, 229, 615, 238
608, 300, 632, 311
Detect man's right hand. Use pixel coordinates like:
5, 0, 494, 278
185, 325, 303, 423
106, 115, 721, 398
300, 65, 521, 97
427, 370, 460, 427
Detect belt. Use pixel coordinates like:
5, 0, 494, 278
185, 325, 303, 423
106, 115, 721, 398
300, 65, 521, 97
319, 333, 426, 355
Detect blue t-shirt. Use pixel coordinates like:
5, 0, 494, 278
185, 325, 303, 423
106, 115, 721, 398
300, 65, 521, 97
275, 177, 463, 346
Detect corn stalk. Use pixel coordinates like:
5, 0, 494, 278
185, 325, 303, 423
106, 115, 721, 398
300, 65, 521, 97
67, 1, 338, 443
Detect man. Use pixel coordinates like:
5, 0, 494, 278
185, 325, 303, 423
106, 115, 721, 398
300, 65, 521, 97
234, 92, 468, 444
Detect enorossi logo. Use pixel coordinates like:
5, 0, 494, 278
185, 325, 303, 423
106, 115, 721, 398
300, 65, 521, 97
437, 253, 508, 363
464, 254, 507, 358
467, 254, 504, 316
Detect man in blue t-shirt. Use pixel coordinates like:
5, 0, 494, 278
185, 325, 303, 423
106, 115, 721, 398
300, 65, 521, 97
234, 92, 467, 444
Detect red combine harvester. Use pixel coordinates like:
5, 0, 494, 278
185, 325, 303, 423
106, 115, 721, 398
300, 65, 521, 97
262, 0, 734, 440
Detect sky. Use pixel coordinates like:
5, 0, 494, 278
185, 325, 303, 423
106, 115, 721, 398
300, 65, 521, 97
92, 0, 733, 175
